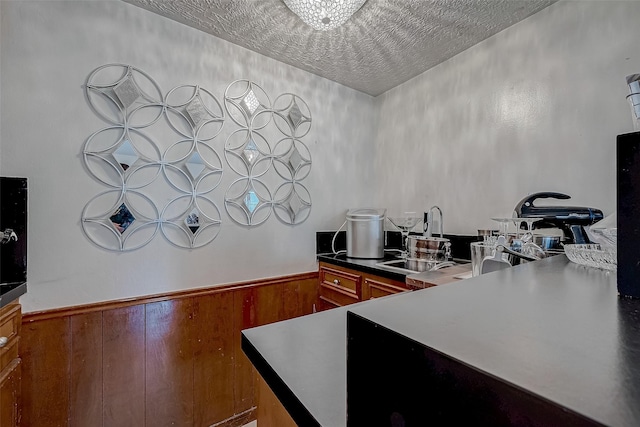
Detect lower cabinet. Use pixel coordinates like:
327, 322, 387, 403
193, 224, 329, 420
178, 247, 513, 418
0, 359, 21, 427
362, 277, 409, 300
0, 302, 21, 427
318, 262, 409, 310
257, 374, 297, 427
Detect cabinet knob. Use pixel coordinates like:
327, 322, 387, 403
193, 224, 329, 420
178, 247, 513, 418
333, 279, 340, 285
0, 337, 8, 348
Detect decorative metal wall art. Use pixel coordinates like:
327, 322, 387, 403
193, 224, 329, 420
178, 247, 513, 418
223, 81, 312, 226
81, 64, 312, 251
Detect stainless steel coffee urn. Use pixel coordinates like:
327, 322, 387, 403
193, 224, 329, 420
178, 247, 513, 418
346, 208, 386, 259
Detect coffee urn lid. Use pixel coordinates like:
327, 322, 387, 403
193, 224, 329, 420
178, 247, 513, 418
347, 208, 386, 220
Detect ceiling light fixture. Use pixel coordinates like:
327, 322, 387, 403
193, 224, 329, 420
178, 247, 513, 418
283, 0, 368, 31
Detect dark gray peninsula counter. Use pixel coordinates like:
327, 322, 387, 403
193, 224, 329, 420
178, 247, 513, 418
0, 282, 26, 308
242, 255, 640, 426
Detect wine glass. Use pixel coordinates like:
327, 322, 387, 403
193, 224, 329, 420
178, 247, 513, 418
490, 217, 512, 239
519, 217, 543, 238
387, 212, 421, 259
518, 217, 546, 258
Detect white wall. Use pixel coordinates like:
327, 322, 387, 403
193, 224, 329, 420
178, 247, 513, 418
3, 0, 639, 313
374, 0, 640, 232
0, 0, 377, 312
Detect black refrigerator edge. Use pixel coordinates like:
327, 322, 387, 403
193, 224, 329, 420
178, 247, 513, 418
617, 131, 640, 298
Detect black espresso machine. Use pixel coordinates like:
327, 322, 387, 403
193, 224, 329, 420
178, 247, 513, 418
514, 192, 603, 244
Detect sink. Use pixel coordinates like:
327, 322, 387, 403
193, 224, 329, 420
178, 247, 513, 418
375, 259, 459, 275
375, 259, 421, 274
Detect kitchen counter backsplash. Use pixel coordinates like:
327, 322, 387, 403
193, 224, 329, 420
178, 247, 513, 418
316, 231, 479, 261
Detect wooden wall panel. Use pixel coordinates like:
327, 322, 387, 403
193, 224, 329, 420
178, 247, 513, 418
145, 299, 195, 426
255, 284, 284, 327
69, 312, 103, 427
103, 305, 146, 426
20, 271, 319, 427
21, 317, 71, 426
192, 292, 235, 426
283, 281, 301, 320
232, 288, 258, 415
283, 278, 319, 319
299, 278, 320, 316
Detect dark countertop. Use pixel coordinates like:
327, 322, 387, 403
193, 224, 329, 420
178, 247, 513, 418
242, 256, 640, 426
0, 282, 27, 308
317, 251, 473, 289
316, 233, 478, 284
242, 305, 353, 427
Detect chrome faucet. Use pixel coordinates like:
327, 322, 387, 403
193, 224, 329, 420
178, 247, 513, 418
423, 206, 444, 238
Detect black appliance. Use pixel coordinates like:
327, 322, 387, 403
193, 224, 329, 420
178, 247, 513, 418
1, 177, 27, 286
617, 131, 640, 298
514, 192, 603, 244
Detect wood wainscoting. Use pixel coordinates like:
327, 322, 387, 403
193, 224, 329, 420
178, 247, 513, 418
20, 272, 318, 427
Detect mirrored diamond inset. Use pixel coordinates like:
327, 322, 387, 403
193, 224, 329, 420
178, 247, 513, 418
185, 152, 206, 180
113, 140, 138, 172
110, 203, 136, 234
287, 146, 303, 172
244, 190, 259, 213
186, 97, 208, 128
243, 139, 260, 165
286, 191, 304, 222
113, 76, 141, 109
184, 208, 200, 235
287, 101, 303, 128
241, 90, 260, 117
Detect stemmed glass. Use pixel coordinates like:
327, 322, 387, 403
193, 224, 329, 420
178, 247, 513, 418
490, 217, 512, 239
517, 217, 546, 258
387, 212, 422, 259
510, 215, 541, 240
518, 217, 542, 238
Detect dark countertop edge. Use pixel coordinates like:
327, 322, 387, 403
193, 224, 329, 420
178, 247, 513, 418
243, 256, 640, 426
0, 282, 27, 308
346, 310, 603, 426
241, 331, 322, 427
346, 256, 637, 426
317, 253, 407, 282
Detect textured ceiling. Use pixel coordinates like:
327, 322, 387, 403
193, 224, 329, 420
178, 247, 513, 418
122, 0, 556, 96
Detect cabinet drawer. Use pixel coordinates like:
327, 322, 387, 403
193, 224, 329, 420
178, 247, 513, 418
0, 339, 18, 372
0, 304, 21, 372
320, 266, 361, 296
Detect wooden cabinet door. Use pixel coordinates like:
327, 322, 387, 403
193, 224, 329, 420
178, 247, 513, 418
363, 277, 410, 300
0, 303, 21, 427
0, 358, 21, 427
